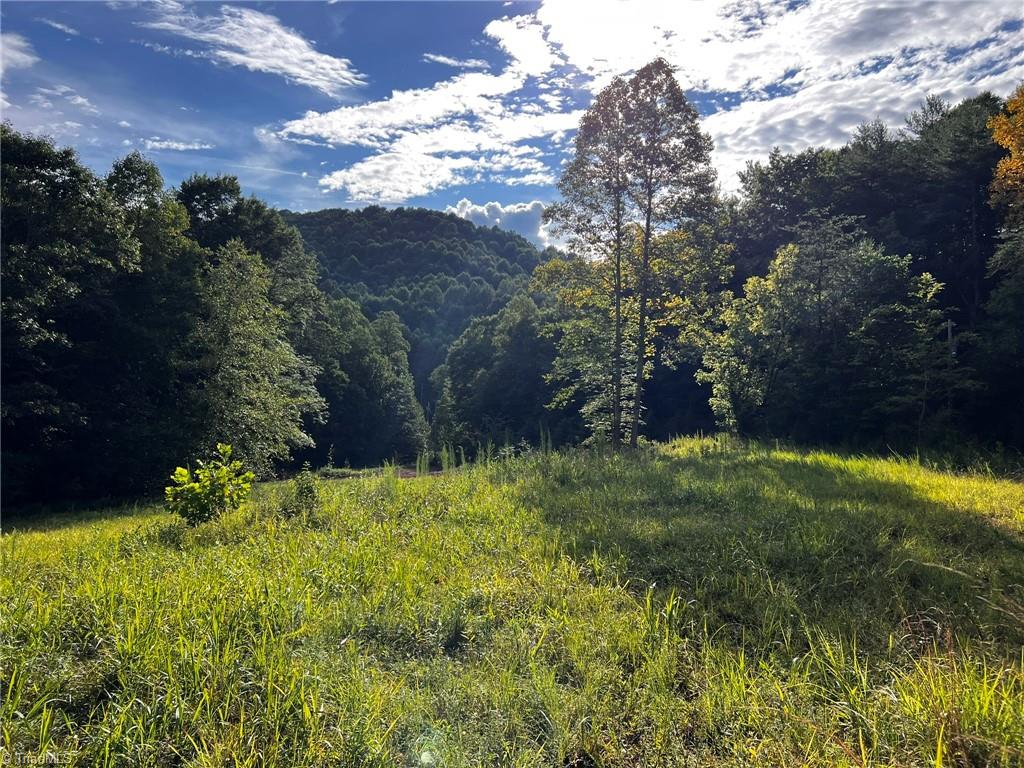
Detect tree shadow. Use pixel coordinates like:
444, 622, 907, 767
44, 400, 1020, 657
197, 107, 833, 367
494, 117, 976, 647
516, 445, 1024, 654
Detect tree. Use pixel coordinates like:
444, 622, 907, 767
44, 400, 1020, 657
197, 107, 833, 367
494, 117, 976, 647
533, 246, 638, 442
91, 153, 207, 492
186, 240, 324, 477
699, 216, 951, 446
728, 147, 837, 283
544, 76, 632, 446
178, 174, 322, 341
370, 312, 429, 461
433, 294, 582, 450
981, 84, 1024, 444
301, 299, 428, 468
623, 58, 716, 446
1, 125, 139, 501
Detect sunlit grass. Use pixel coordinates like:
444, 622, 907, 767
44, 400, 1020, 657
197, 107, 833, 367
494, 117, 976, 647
2, 438, 1022, 766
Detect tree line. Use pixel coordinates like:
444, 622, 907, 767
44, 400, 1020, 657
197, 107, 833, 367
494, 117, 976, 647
2, 127, 427, 504
2, 62, 1021, 505
433, 63, 1023, 456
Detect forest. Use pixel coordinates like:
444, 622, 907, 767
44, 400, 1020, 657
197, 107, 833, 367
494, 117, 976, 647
3, 60, 1022, 506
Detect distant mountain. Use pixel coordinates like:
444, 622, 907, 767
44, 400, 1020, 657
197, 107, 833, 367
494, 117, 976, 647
284, 206, 549, 399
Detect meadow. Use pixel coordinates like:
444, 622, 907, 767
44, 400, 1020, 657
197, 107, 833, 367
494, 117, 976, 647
2, 437, 1023, 767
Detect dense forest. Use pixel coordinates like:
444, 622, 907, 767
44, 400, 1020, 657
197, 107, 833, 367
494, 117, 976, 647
2, 59, 1022, 506
282, 206, 547, 397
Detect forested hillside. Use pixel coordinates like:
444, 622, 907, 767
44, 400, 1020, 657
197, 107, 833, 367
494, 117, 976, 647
283, 207, 547, 394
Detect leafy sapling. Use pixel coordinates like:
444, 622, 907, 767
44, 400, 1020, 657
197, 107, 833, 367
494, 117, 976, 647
165, 443, 255, 526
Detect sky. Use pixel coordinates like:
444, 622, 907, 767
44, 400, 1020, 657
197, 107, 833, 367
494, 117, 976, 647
1, 1, 1022, 247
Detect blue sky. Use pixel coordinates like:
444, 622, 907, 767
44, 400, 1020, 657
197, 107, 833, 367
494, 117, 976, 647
2, 1, 1022, 246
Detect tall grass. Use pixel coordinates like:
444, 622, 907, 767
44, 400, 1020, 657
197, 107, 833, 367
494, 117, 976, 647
2, 437, 1022, 766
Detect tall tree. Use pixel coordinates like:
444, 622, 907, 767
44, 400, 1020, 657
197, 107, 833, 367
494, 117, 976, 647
623, 58, 716, 446
1, 126, 139, 502
982, 84, 1024, 444
186, 240, 325, 477
97, 153, 206, 491
699, 216, 951, 445
544, 76, 632, 446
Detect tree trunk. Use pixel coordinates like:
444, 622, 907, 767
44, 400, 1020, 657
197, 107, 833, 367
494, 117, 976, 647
612, 203, 623, 448
630, 194, 653, 448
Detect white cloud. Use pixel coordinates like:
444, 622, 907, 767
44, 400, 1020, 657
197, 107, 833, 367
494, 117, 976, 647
38, 19, 80, 36
118, 119, 132, 128
141, 3, 364, 98
282, 69, 525, 148
423, 53, 490, 70
1, 33, 40, 107
281, 13, 571, 202
68, 94, 99, 114
535, 0, 1024, 189
447, 198, 557, 247
142, 137, 214, 151
28, 85, 101, 116
321, 152, 478, 201
28, 93, 53, 109
484, 14, 561, 77
1, 33, 40, 73
135, 40, 205, 59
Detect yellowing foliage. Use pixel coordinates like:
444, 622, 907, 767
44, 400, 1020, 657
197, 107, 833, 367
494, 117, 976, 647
989, 84, 1024, 208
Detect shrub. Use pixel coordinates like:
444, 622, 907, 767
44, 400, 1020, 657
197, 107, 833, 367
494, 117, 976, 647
318, 466, 365, 480
279, 463, 322, 518
165, 443, 254, 526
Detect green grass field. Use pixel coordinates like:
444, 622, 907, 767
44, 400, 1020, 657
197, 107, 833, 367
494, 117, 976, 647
3, 438, 1023, 767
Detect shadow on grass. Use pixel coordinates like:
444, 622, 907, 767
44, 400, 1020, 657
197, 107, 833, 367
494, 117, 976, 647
516, 445, 1024, 654
0, 495, 166, 535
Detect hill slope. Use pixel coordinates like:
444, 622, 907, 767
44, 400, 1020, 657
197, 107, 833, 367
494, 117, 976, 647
4, 437, 1023, 765
283, 206, 545, 393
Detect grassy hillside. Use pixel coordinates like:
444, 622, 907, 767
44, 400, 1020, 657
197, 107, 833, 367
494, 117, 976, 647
3, 438, 1023, 766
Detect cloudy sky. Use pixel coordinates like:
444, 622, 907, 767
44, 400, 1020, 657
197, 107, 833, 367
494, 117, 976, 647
2, 1, 1022, 246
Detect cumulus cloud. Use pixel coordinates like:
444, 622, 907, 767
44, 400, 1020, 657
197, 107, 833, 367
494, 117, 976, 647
141, 2, 364, 98
447, 198, 557, 248
142, 137, 214, 151
422, 53, 490, 70
281, 13, 573, 202
535, 0, 1024, 188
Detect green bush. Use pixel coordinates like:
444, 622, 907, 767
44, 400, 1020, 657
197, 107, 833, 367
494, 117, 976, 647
280, 463, 321, 518
165, 443, 254, 526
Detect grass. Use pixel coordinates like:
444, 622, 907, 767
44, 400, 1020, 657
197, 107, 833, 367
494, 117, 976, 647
2, 436, 1023, 767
